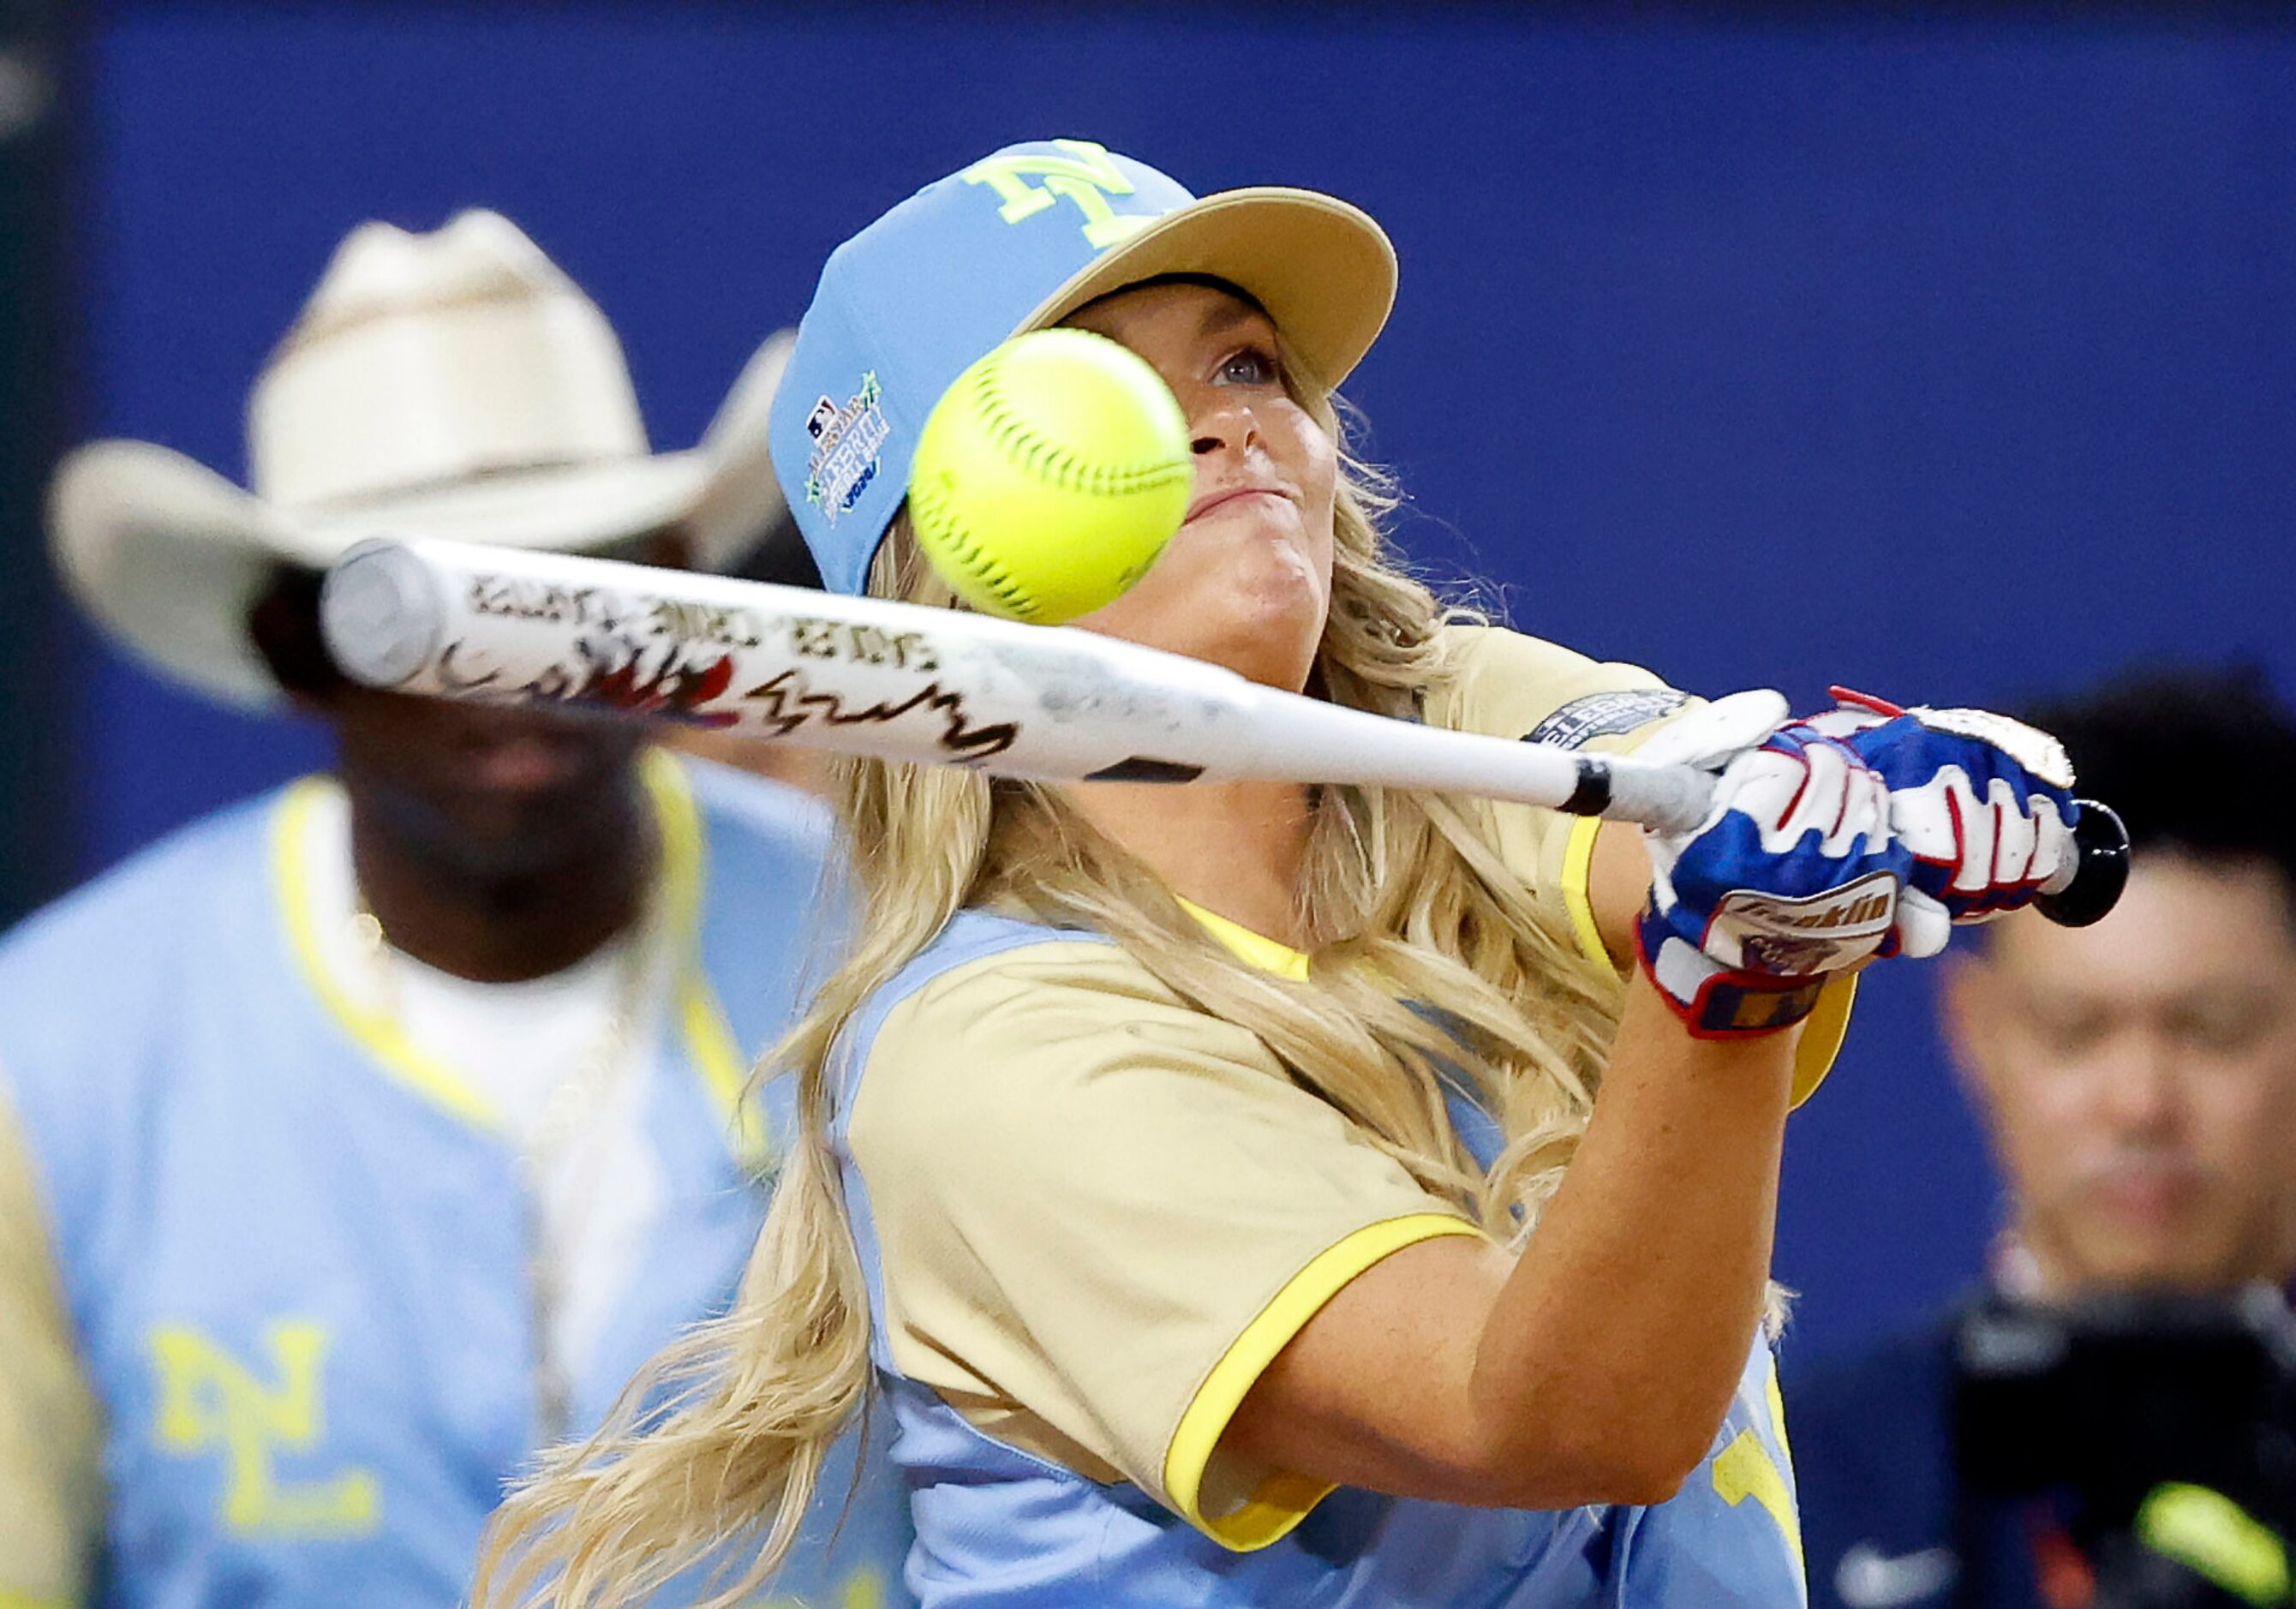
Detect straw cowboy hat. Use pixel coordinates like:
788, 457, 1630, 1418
49, 209, 795, 709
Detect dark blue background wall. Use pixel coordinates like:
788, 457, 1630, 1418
70, 3, 2296, 1364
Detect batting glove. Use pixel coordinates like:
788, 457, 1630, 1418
1635, 694, 1910, 1038
1805, 689, 2079, 960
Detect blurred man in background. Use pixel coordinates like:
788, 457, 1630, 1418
1796, 667, 2296, 1609
0, 212, 909, 1606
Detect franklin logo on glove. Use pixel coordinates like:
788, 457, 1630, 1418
1723, 875, 1900, 977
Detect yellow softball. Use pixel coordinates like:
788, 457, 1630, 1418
907, 328, 1192, 625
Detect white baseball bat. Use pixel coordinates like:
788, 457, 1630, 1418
316, 535, 2131, 924
320, 535, 1711, 830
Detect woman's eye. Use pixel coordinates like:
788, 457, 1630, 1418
1217, 347, 1280, 386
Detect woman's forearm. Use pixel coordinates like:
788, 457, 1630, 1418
1465, 971, 1795, 1498
1225, 970, 1803, 1510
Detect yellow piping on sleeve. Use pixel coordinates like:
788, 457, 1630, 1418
1559, 816, 1614, 978
1790, 976, 1856, 1109
1163, 1212, 1485, 1552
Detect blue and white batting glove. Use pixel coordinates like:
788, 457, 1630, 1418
1635, 694, 1910, 1038
1804, 689, 2079, 960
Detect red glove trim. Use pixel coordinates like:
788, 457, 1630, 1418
1827, 685, 1909, 719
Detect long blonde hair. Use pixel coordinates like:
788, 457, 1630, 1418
474, 385, 1626, 1609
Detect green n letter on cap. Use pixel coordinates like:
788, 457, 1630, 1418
960, 139, 1157, 249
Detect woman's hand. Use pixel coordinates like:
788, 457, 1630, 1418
1634, 697, 1910, 1037
1804, 689, 2080, 959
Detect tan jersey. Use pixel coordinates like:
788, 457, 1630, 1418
840, 624, 1846, 1548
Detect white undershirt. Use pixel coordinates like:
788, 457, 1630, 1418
297, 785, 667, 1403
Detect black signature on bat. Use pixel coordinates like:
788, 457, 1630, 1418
432, 639, 1016, 759
742, 668, 1017, 762
434, 637, 739, 727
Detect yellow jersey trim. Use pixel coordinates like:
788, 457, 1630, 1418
1559, 816, 1612, 977
1163, 1211, 1485, 1552
273, 779, 506, 1133
682, 973, 764, 1170
1790, 976, 1856, 1109
273, 752, 753, 1145
641, 754, 767, 1163
1175, 898, 1310, 982
1765, 1349, 1792, 1467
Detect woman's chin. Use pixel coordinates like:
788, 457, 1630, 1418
1242, 553, 1329, 619
1075, 528, 1333, 686
1193, 584, 1330, 686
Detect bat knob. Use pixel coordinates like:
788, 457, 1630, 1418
2032, 799, 2131, 930
324, 540, 445, 689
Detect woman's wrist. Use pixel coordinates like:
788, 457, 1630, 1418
1604, 972, 1804, 1111
1634, 903, 1830, 1038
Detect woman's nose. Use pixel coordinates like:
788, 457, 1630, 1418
1190, 398, 1259, 458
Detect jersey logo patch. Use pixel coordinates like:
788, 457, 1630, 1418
1714, 1429, 1803, 1562
1522, 689, 1689, 751
149, 1319, 381, 1539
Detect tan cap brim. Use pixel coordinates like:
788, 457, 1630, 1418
1016, 187, 1398, 394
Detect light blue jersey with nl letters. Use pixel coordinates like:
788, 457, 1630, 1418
0, 757, 913, 1607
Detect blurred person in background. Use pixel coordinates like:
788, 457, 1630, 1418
0, 212, 911, 1606
1795, 666, 2296, 1609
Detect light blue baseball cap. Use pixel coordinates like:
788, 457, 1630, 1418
768, 138, 1397, 596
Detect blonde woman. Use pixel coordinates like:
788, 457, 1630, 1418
479, 140, 2078, 1607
